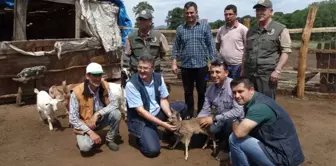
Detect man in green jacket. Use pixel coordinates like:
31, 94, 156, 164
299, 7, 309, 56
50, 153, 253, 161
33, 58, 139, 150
242, 0, 292, 99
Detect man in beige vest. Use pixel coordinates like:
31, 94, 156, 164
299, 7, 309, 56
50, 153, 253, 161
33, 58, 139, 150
69, 62, 121, 154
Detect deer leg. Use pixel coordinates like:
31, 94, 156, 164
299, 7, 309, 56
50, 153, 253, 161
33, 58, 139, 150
185, 137, 191, 161
171, 136, 181, 150
202, 137, 210, 149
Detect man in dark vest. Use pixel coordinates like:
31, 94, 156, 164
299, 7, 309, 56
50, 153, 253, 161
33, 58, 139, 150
229, 77, 304, 165
124, 9, 169, 74
125, 55, 188, 158
242, 0, 292, 99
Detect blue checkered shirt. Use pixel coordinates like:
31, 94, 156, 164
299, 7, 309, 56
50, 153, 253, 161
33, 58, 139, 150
172, 21, 216, 68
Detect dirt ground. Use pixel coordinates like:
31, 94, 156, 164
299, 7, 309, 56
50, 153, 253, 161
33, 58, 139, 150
0, 85, 335, 166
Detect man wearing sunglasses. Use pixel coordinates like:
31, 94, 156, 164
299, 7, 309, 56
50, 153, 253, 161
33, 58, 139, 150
124, 9, 169, 74
242, 0, 292, 99
197, 58, 244, 160
69, 62, 122, 154
216, 4, 248, 80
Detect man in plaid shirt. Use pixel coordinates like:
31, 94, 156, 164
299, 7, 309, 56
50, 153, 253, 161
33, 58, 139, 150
171, 1, 216, 118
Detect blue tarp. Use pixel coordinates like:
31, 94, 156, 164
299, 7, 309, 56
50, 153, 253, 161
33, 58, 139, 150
111, 0, 133, 46
0, 0, 14, 7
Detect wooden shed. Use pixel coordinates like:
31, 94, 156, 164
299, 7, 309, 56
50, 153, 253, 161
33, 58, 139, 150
0, 0, 122, 104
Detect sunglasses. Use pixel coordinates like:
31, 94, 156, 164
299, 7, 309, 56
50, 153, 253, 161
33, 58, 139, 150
89, 73, 103, 77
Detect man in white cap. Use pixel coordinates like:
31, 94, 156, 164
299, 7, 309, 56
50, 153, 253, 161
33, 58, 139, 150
69, 62, 122, 154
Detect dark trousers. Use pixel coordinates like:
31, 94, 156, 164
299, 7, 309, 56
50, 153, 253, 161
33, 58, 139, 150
249, 75, 278, 99
227, 65, 241, 80
181, 66, 208, 117
136, 101, 188, 158
210, 118, 234, 152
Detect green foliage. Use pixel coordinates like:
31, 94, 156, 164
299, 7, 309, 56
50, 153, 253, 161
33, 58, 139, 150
165, 7, 185, 30
209, 20, 225, 29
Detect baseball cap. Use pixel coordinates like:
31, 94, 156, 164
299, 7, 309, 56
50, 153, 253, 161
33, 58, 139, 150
86, 62, 104, 74
253, 0, 273, 9
137, 9, 153, 20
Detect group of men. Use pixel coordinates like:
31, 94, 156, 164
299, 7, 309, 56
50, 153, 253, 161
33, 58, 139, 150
68, 0, 304, 165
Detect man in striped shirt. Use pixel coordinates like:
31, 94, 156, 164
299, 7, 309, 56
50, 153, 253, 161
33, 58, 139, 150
171, 1, 216, 118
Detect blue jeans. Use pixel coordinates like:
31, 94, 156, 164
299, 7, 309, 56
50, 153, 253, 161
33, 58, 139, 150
229, 133, 275, 166
137, 101, 188, 158
76, 110, 122, 152
210, 118, 234, 151
228, 65, 241, 80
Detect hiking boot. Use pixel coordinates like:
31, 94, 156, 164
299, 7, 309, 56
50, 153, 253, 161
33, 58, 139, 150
106, 141, 119, 151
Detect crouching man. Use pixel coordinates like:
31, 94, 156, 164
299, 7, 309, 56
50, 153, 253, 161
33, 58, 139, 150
229, 77, 304, 165
125, 55, 188, 158
197, 58, 244, 158
69, 62, 121, 153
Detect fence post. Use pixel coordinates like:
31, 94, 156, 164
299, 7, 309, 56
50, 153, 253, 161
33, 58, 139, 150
297, 6, 319, 98
75, 0, 81, 38
13, 0, 28, 40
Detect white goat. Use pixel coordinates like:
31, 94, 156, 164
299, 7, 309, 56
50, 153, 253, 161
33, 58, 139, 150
34, 88, 61, 131
108, 82, 127, 120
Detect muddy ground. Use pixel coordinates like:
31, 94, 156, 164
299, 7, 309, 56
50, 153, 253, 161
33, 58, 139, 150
0, 85, 335, 166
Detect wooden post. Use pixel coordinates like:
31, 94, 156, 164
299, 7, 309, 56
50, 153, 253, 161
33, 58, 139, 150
297, 6, 319, 98
243, 18, 251, 29
75, 0, 81, 38
13, 0, 28, 40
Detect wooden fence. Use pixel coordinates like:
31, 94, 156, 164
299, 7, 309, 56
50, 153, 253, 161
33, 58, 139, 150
157, 6, 336, 99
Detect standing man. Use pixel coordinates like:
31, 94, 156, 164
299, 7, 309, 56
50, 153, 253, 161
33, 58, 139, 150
69, 62, 121, 153
216, 4, 248, 80
124, 9, 169, 74
197, 58, 244, 157
125, 55, 188, 158
172, 1, 216, 118
229, 77, 304, 166
242, 0, 292, 99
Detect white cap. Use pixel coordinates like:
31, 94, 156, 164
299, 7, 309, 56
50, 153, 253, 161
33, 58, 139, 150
86, 62, 104, 74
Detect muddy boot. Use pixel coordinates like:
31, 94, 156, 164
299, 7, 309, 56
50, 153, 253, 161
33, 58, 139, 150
106, 140, 119, 151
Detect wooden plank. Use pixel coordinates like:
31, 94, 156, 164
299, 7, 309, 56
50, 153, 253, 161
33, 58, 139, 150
157, 27, 336, 34
44, 0, 75, 5
75, 0, 81, 38
297, 6, 319, 99
13, 0, 28, 40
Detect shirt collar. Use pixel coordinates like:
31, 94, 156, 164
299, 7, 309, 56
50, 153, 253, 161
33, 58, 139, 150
246, 92, 257, 108
184, 20, 200, 28
226, 21, 239, 29
215, 78, 230, 90
88, 85, 99, 95
258, 18, 273, 31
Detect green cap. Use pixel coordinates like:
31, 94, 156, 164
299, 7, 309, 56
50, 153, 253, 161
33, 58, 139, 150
253, 0, 273, 9
137, 9, 153, 19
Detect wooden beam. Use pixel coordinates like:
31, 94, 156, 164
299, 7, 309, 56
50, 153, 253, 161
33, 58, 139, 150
157, 27, 336, 34
297, 6, 319, 99
13, 0, 28, 40
43, 0, 75, 5
75, 0, 81, 38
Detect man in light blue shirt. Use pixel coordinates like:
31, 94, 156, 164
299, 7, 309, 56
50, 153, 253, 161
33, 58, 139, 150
125, 55, 187, 158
